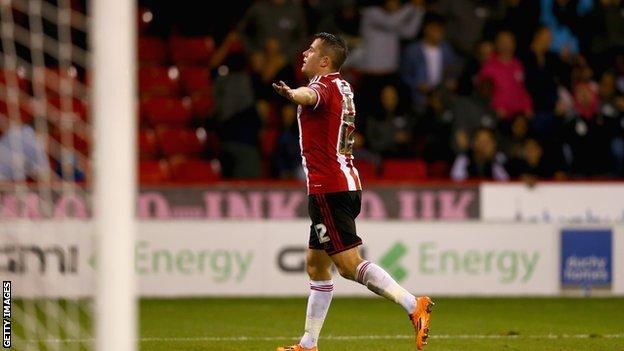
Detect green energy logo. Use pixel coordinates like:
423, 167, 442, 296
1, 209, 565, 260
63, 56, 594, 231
380, 242, 408, 282
378, 241, 541, 284
88, 243, 253, 282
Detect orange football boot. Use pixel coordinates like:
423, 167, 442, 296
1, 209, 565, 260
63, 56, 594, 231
276, 345, 317, 351
410, 296, 434, 350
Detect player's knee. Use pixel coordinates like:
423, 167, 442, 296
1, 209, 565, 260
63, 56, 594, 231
306, 262, 331, 280
336, 263, 355, 280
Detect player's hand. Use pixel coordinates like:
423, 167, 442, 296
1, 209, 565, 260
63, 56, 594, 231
272, 80, 295, 101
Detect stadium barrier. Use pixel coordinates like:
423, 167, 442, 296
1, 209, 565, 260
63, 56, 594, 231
2, 221, 622, 298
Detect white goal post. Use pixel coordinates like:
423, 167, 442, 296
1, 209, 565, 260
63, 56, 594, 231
92, 0, 137, 350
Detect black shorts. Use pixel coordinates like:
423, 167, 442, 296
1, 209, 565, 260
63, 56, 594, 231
308, 191, 362, 255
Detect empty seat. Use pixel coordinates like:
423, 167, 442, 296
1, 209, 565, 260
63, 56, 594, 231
179, 66, 212, 94
47, 96, 88, 122
33, 67, 84, 97
138, 129, 159, 159
169, 36, 215, 64
0, 70, 30, 92
169, 158, 221, 183
141, 96, 193, 126
0, 98, 33, 124
138, 37, 168, 64
189, 92, 215, 119
428, 161, 450, 179
138, 66, 180, 96
156, 127, 205, 157
50, 128, 90, 156
381, 159, 427, 181
139, 159, 170, 184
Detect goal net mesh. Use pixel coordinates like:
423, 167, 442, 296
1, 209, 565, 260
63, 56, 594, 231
1, 0, 94, 350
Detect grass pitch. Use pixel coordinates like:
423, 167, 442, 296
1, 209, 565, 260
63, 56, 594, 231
140, 297, 624, 351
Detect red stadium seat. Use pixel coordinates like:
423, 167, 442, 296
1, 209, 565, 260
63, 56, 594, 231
428, 161, 450, 179
138, 37, 168, 64
189, 92, 215, 119
381, 159, 427, 181
0, 70, 30, 92
156, 127, 205, 157
139, 159, 170, 184
354, 159, 378, 182
33, 67, 83, 98
169, 36, 216, 64
0, 99, 33, 124
169, 158, 221, 183
179, 66, 212, 94
141, 96, 193, 126
138, 66, 180, 96
47, 97, 88, 122
260, 128, 280, 157
50, 128, 90, 156
139, 129, 159, 159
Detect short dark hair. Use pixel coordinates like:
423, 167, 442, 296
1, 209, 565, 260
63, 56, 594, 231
313, 32, 348, 70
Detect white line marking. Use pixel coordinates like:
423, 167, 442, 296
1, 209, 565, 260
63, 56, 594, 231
19, 334, 624, 344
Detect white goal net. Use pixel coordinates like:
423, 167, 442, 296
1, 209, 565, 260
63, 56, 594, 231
0, 0, 136, 350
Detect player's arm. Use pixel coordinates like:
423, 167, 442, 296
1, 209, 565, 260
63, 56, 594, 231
272, 80, 318, 106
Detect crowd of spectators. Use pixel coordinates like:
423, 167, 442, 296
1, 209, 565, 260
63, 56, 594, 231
141, 0, 624, 182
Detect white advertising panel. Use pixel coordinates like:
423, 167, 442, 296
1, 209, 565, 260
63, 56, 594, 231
0, 221, 95, 298
4, 221, 623, 297
614, 225, 624, 295
481, 183, 624, 223
133, 222, 562, 296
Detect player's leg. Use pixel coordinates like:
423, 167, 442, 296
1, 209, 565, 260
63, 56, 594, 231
298, 249, 334, 350
278, 199, 336, 351
318, 191, 434, 349
331, 247, 417, 314
330, 240, 433, 349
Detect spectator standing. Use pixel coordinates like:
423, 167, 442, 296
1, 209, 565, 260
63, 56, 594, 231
401, 14, 458, 109
435, 0, 496, 58
485, 0, 541, 51
275, 105, 303, 179
457, 40, 494, 95
0, 123, 50, 181
358, 0, 425, 113
478, 31, 533, 121
522, 26, 570, 137
450, 80, 497, 154
563, 61, 614, 177
597, 71, 624, 176
238, 0, 307, 59
213, 53, 263, 178
250, 37, 297, 102
540, 0, 593, 57
366, 85, 416, 158
587, 0, 624, 71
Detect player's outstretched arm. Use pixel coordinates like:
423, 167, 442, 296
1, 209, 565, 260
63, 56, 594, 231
272, 80, 318, 106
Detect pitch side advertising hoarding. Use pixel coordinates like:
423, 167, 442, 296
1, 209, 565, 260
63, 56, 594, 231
481, 183, 624, 223
3, 221, 623, 298
561, 229, 612, 289
0, 221, 568, 297
0, 221, 94, 298
135, 222, 559, 296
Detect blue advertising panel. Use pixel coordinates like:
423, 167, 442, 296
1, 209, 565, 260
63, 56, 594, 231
561, 229, 612, 287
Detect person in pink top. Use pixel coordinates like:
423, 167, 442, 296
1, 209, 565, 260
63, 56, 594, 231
478, 31, 533, 120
